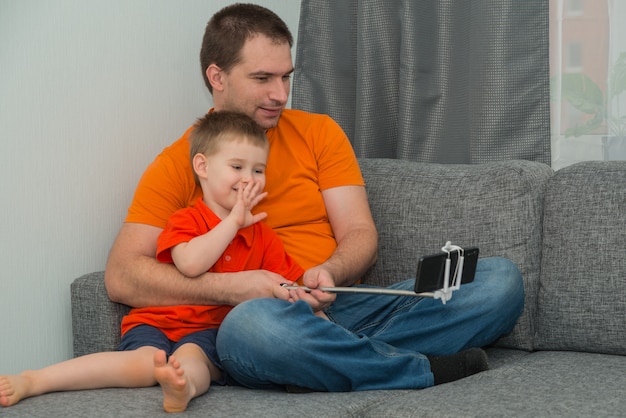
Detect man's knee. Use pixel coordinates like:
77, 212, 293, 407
475, 257, 525, 314
479, 256, 523, 288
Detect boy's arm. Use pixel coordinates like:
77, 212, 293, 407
170, 216, 240, 277
169, 180, 269, 278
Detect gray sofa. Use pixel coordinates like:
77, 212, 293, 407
6, 158, 625, 417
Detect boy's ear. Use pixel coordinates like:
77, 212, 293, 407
193, 154, 208, 178
206, 64, 224, 92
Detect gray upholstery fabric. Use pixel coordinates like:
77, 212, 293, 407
5, 351, 623, 417
359, 158, 554, 350
71, 271, 129, 356
535, 161, 626, 354
293, 0, 551, 164
362, 351, 626, 417
1, 385, 402, 418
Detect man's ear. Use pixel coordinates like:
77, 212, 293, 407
193, 153, 208, 178
206, 64, 224, 92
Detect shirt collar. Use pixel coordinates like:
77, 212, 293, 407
193, 197, 255, 247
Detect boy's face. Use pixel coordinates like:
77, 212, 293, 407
199, 137, 268, 218
213, 35, 294, 130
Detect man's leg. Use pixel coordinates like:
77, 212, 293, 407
218, 298, 433, 391
328, 257, 524, 355
216, 257, 523, 391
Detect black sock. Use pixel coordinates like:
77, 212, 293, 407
427, 347, 489, 385
285, 384, 316, 394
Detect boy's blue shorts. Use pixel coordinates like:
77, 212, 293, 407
118, 324, 226, 385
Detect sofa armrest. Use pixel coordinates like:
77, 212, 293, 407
71, 271, 130, 357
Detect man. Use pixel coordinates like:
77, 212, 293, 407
105, 3, 524, 392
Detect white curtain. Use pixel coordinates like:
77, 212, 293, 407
550, 0, 626, 169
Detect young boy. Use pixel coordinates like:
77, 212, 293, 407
0, 111, 303, 412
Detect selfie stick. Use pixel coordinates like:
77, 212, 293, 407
282, 241, 466, 304
281, 284, 436, 298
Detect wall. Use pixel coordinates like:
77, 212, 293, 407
0, 0, 301, 374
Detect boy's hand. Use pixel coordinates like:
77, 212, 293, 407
230, 179, 267, 228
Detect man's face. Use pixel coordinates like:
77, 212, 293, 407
215, 35, 294, 130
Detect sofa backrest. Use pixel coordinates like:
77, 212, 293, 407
535, 161, 626, 355
358, 158, 554, 351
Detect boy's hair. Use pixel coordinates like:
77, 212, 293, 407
200, 3, 293, 94
189, 111, 268, 183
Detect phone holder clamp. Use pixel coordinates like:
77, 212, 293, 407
432, 241, 466, 304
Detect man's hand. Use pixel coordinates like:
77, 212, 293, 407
286, 265, 337, 313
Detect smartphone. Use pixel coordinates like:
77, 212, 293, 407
451, 246, 479, 285
414, 252, 447, 293
413, 247, 479, 293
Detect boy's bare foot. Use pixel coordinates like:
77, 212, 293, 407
0, 373, 35, 407
153, 350, 194, 413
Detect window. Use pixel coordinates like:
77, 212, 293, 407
565, 41, 582, 72
565, 0, 583, 16
550, 0, 625, 168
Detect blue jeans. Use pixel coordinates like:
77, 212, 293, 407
216, 257, 524, 391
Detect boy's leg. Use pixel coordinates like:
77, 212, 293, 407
0, 346, 159, 407
155, 329, 221, 413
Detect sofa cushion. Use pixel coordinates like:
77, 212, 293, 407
361, 351, 626, 417
535, 161, 626, 354
1, 385, 403, 418
358, 158, 554, 351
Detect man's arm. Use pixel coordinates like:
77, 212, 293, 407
294, 185, 378, 310
105, 222, 291, 308
317, 185, 378, 286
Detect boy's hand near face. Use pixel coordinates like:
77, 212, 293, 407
229, 180, 268, 229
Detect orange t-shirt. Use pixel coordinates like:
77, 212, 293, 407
126, 109, 365, 270
120, 198, 304, 341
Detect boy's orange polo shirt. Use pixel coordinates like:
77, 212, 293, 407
121, 198, 303, 341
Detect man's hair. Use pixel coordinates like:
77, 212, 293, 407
189, 111, 268, 183
200, 3, 293, 93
